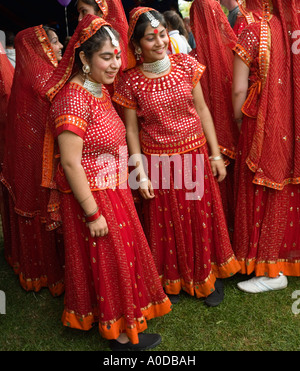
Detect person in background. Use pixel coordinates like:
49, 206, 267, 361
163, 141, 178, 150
0, 24, 65, 296
114, 7, 240, 307
0, 43, 14, 255
232, 0, 300, 293
43, 14, 171, 351
219, 0, 240, 28
43, 26, 63, 62
183, 16, 196, 50
232, 0, 263, 37
163, 10, 192, 54
189, 0, 239, 237
4, 30, 16, 68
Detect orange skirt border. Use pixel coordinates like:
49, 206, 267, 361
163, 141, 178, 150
162, 256, 241, 298
238, 259, 300, 278
5, 255, 64, 297
62, 298, 172, 344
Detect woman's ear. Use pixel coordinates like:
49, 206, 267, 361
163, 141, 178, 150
79, 51, 88, 67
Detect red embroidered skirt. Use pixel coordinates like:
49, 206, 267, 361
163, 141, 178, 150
233, 117, 300, 277
1, 185, 65, 296
141, 145, 241, 298
60, 187, 171, 344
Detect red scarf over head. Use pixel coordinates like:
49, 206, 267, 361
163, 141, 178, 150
104, 0, 129, 70
125, 7, 156, 71
0, 44, 14, 167
1, 25, 58, 216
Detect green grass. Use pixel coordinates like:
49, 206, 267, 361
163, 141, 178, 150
1, 237, 300, 351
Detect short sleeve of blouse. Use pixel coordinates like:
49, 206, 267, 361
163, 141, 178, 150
113, 72, 137, 109
233, 22, 260, 67
181, 53, 206, 88
50, 84, 89, 139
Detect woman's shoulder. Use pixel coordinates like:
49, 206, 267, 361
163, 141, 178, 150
170, 53, 204, 70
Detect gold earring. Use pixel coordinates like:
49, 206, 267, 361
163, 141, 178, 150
135, 47, 142, 61
82, 64, 90, 74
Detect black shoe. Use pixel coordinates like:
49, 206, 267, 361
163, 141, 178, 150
204, 279, 224, 307
109, 333, 162, 351
168, 294, 180, 304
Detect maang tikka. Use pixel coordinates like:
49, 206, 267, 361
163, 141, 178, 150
103, 26, 119, 48
145, 11, 160, 28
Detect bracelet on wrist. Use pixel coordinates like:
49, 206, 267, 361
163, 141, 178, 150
139, 177, 148, 183
85, 207, 102, 223
209, 154, 223, 161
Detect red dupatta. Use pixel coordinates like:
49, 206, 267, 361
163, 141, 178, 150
233, 0, 263, 36
125, 7, 156, 71
0, 44, 14, 167
104, 0, 128, 70
1, 25, 58, 217
246, 0, 300, 189
190, 0, 239, 159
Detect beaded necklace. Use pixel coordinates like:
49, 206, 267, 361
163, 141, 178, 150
142, 55, 171, 75
83, 78, 103, 98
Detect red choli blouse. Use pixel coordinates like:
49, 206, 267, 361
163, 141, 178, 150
50, 82, 128, 191
113, 54, 207, 155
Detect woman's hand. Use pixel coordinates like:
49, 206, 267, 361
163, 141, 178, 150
138, 178, 155, 199
210, 158, 227, 182
88, 214, 108, 238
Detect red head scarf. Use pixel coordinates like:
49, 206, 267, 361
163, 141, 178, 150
0, 44, 14, 167
1, 25, 59, 216
45, 15, 110, 103
244, 0, 300, 189
94, 0, 108, 18
105, 0, 129, 70
190, 0, 239, 159
126, 7, 157, 70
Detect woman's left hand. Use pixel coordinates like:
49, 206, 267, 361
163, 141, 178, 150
210, 158, 227, 182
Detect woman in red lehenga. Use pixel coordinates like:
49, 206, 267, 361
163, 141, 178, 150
0, 43, 14, 257
232, 0, 300, 293
0, 26, 64, 296
189, 0, 239, 235
42, 14, 171, 350
233, 0, 263, 37
113, 8, 240, 307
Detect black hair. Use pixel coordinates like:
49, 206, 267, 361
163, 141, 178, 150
131, 10, 167, 45
43, 25, 57, 40
75, 0, 101, 15
75, 26, 120, 69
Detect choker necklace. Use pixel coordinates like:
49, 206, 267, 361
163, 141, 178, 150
143, 55, 171, 75
83, 78, 102, 97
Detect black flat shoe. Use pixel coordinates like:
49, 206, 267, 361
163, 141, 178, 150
204, 279, 224, 307
168, 294, 180, 304
109, 333, 162, 351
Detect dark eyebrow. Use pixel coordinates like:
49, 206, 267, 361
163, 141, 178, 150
99, 51, 122, 56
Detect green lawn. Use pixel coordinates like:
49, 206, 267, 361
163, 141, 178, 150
1, 237, 300, 351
